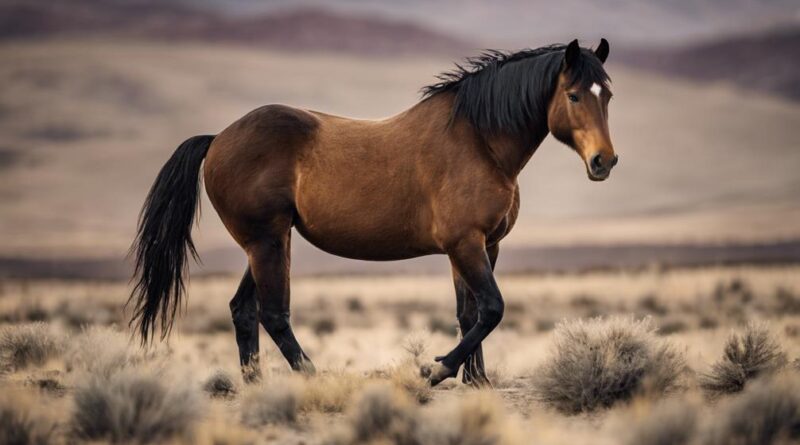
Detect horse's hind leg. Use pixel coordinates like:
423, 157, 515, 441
248, 229, 315, 373
230, 267, 261, 383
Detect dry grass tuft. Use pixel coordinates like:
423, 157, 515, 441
240, 378, 303, 427
0, 391, 57, 445
64, 326, 159, 378
532, 316, 686, 414
0, 323, 62, 371
624, 397, 700, 445
326, 383, 523, 445
699, 322, 787, 397
71, 371, 202, 443
416, 390, 524, 445
300, 372, 364, 413
326, 383, 417, 445
704, 374, 800, 445
385, 361, 433, 404
202, 369, 237, 399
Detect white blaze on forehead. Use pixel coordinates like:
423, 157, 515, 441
590, 82, 602, 97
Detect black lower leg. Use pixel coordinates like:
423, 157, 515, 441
250, 229, 315, 374
455, 277, 489, 385
428, 237, 503, 385
230, 267, 261, 382
262, 310, 314, 372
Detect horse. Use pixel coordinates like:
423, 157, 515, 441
128, 38, 617, 387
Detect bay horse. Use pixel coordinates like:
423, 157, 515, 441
129, 39, 617, 387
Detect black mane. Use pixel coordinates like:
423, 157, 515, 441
422, 44, 610, 141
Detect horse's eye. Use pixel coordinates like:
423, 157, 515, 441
568, 93, 579, 103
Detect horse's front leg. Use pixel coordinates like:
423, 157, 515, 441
453, 243, 499, 387
425, 234, 504, 386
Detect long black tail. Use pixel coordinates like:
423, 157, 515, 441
128, 135, 215, 344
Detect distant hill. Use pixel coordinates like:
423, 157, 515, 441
617, 26, 800, 101
0, 0, 469, 55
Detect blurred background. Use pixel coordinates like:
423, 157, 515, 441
0, 0, 798, 279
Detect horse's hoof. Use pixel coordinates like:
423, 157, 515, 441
463, 374, 492, 388
421, 363, 456, 387
242, 367, 262, 384
296, 359, 317, 375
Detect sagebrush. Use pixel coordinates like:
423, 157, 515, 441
699, 322, 787, 397
532, 316, 685, 414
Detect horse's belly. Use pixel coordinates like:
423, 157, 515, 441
294, 192, 440, 261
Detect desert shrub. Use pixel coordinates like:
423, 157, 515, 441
326, 383, 417, 445
638, 294, 669, 316
402, 334, 428, 366
346, 297, 365, 313
65, 326, 156, 378
240, 378, 302, 427
24, 370, 66, 397
699, 323, 787, 397
202, 369, 237, 399
535, 317, 556, 332
385, 361, 433, 404
658, 319, 689, 336
71, 371, 201, 443
698, 315, 719, 330
325, 384, 523, 445
705, 374, 800, 445
531, 316, 686, 414
0, 323, 62, 371
301, 372, 364, 413
625, 398, 699, 445
0, 391, 56, 445
773, 287, 800, 315
415, 391, 523, 445
428, 314, 458, 336
312, 316, 337, 337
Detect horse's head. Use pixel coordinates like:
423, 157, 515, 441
547, 39, 617, 181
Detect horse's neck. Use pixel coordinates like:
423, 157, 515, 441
402, 93, 546, 179
481, 134, 535, 178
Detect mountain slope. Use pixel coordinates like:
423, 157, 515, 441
0, 0, 468, 55
617, 26, 800, 100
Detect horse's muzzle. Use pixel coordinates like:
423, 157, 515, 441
588, 152, 618, 181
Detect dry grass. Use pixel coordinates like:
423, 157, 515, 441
331, 383, 417, 444
699, 322, 787, 397
623, 397, 700, 445
0, 268, 798, 444
415, 391, 524, 445
0, 391, 57, 445
71, 370, 202, 443
202, 369, 237, 399
240, 378, 303, 427
300, 371, 365, 413
64, 325, 156, 378
704, 373, 800, 445
532, 316, 686, 414
326, 382, 523, 445
0, 323, 62, 371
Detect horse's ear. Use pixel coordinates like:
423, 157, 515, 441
564, 39, 581, 69
595, 38, 609, 64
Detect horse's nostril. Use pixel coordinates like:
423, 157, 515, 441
591, 153, 603, 170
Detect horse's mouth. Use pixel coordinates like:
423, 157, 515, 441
587, 169, 610, 181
